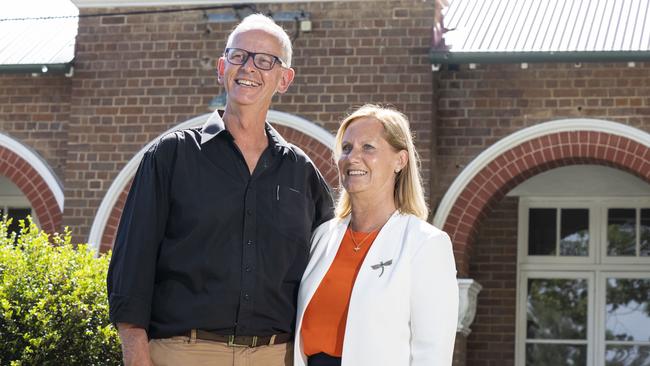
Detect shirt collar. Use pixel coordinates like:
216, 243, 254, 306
200, 110, 227, 145
200, 110, 294, 158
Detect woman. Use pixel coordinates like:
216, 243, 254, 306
294, 105, 459, 366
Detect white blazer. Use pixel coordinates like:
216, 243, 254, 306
294, 212, 459, 366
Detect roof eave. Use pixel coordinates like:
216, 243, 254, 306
0, 63, 73, 75
429, 51, 650, 64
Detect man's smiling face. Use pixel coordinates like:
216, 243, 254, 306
217, 29, 294, 111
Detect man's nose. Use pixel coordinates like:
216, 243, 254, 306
242, 55, 257, 71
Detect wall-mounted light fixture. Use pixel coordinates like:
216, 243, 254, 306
206, 10, 312, 41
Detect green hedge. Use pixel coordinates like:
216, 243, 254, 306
0, 218, 121, 365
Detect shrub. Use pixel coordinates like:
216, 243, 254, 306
0, 217, 121, 365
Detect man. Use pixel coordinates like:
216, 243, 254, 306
107, 14, 333, 366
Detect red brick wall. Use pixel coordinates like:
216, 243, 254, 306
442, 130, 650, 276
0, 75, 70, 181
65, 0, 437, 243
434, 62, 650, 207
467, 196, 518, 366
0, 147, 63, 232
453, 335, 467, 366
0, 75, 69, 232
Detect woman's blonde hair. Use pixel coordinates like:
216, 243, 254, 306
334, 104, 429, 220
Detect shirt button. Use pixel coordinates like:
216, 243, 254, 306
243, 293, 250, 301
246, 209, 253, 216
245, 266, 251, 272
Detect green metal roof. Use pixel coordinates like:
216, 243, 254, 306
0, 3, 78, 74
431, 0, 650, 64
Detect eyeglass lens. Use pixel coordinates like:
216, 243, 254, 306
227, 48, 277, 70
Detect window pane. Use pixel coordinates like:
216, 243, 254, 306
605, 345, 650, 366
560, 209, 589, 256
526, 344, 586, 366
641, 209, 650, 257
527, 278, 588, 339
608, 209, 636, 256
605, 278, 650, 341
529, 208, 557, 255
6, 208, 30, 239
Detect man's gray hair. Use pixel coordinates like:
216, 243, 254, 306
226, 14, 293, 67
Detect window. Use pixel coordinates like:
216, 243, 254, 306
606, 208, 650, 258
0, 196, 34, 239
602, 274, 650, 365
522, 272, 593, 366
528, 208, 590, 257
1, 206, 32, 237
517, 198, 650, 366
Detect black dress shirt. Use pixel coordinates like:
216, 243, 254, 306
107, 111, 334, 339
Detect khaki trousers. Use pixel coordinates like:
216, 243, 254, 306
149, 336, 293, 366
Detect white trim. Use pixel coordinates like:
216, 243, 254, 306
87, 110, 334, 253
0, 133, 64, 212
596, 272, 650, 366
72, 0, 343, 8
599, 202, 650, 265
518, 198, 599, 265
515, 271, 595, 366
266, 110, 335, 150
433, 119, 650, 229
518, 197, 650, 266
516, 197, 650, 366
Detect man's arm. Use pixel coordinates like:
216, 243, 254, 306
118, 323, 153, 366
107, 136, 176, 349
308, 162, 335, 228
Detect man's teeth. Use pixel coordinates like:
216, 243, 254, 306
236, 79, 260, 87
348, 170, 367, 176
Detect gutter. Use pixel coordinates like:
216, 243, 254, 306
0, 63, 74, 75
430, 50, 650, 64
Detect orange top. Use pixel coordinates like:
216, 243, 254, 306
301, 227, 379, 357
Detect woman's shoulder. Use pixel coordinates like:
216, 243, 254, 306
397, 212, 449, 240
312, 216, 346, 238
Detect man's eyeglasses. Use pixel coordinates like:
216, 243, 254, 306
224, 48, 288, 71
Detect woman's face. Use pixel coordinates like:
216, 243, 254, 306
337, 117, 406, 201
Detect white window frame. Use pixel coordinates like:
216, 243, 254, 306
599, 200, 650, 265
518, 197, 599, 266
515, 271, 595, 366
596, 271, 650, 365
517, 197, 650, 366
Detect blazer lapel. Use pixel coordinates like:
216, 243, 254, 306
356, 211, 404, 280
298, 217, 350, 318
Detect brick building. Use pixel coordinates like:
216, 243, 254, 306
1, 0, 649, 365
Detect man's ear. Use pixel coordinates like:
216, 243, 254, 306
217, 57, 226, 85
276, 67, 295, 94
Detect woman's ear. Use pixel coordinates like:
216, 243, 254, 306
396, 150, 408, 173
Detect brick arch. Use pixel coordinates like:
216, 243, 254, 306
0, 147, 62, 233
90, 112, 335, 254
272, 125, 338, 186
435, 122, 650, 277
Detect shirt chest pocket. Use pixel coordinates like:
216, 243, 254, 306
270, 184, 313, 246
